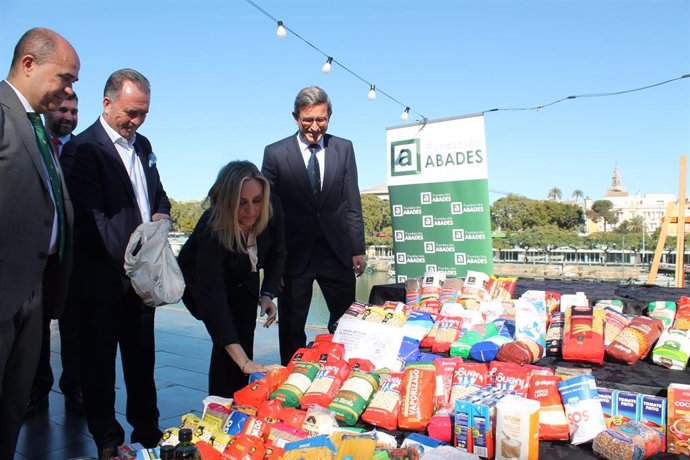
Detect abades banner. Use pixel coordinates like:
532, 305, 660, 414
386, 114, 492, 281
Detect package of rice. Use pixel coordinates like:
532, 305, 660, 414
234, 368, 289, 408
402, 310, 435, 342
327, 371, 380, 425
602, 307, 630, 348
648, 300, 677, 330
673, 296, 690, 330
460, 270, 490, 301
361, 372, 403, 430
270, 362, 321, 408
558, 374, 606, 445
652, 328, 690, 370
300, 360, 350, 410
606, 315, 664, 365
527, 374, 569, 441
421, 272, 446, 303
398, 367, 436, 431
433, 357, 463, 410
405, 278, 422, 305
439, 277, 463, 303
431, 315, 464, 354
593, 420, 662, 460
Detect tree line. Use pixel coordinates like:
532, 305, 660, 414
170, 193, 683, 254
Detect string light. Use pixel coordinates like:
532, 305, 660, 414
321, 57, 333, 74
243, 0, 687, 122
368, 85, 376, 101
276, 21, 286, 38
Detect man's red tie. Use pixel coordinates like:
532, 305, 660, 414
50, 136, 61, 160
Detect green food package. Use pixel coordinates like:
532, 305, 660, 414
328, 371, 380, 425
450, 322, 498, 358
270, 362, 320, 408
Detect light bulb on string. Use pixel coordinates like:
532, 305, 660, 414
401, 107, 410, 121
368, 85, 376, 101
321, 57, 333, 74
276, 21, 287, 38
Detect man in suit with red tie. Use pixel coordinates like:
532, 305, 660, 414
61, 69, 169, 459
262, 86, 367, 365
0, 28, 79, 460
26, 92, 85, 417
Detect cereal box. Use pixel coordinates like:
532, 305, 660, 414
667, 383, 690, 454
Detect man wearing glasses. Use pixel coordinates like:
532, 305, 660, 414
262, 86, 366, 365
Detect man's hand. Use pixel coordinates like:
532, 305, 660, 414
352, 255, 367, 277
152, 213, 169, 222
259, 296, 277, 328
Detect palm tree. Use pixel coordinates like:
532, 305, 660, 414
547, 187, 562, 202
571, 189, 584, 204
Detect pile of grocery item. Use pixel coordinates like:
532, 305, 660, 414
121, 270, 690, 459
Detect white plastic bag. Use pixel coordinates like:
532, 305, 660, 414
124, 219, 185, 307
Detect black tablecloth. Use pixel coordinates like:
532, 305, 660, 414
367, 279, 690, 459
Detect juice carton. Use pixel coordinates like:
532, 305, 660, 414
454, 399, 474, 452
667, 383, 690, 454
613, 390, 639, 426
597, 387, 618, 428
471, 397, 500, 459
638, 394, 667, 452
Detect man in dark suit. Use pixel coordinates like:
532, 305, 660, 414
61, 68, 169, 459
0, 28, 79, 460
27, 92, 85, 416
262, 86, 367, 365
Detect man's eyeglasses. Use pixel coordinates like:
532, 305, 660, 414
299, 116, 329, 126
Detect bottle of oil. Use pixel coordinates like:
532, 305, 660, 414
173, 428, 200, 460
159, 444, 175, 460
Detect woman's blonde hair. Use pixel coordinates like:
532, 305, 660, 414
206, 160, 272, 253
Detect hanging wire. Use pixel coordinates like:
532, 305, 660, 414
484, 74, 689, 113
243, 0, 428, 123
244, 0, 687, 122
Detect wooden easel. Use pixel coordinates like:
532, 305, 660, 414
647, 155, 688, 287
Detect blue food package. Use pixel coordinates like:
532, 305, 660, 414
470, 335, 512, 362
225, 410, 250, 435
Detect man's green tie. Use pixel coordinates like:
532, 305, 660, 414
28, 112, 65, 261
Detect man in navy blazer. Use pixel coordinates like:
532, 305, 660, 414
61, 68, 169, 458
262, 86, 367, 365
0, 28, 79, 460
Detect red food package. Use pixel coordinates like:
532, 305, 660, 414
431, 316, 464, 354
300, 359, 350, 410
361, 372, 403, 430
562, 305, 605, 365
263, 444, 284, 460
527, 374, 569, 441
398, 368, 436, 431
314, 333, 334, 343
285, 348, 319, 373
450, 362, 490, 405
420, 320, 440, 349
195, 441, 223, 460
433, 357, 463, 410
241, 416, 271, 441
310, 341, 346, 363
606, 315, 664, 365
347, 358, 375, 372
223, 434, 266, 460
256, 399, 283, 423
489, 361, 531, 395
276, 406, 306, 429
234, 368, 288, 408
673, 296, 690, 330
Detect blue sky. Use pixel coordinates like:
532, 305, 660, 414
2, 0, 688, 203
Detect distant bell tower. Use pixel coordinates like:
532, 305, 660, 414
605, 165, 628, 197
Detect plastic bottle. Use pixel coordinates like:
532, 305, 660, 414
159, 444, 175, 460
173, 428, 200, 460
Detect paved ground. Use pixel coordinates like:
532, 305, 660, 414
15, 305, 322, 459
